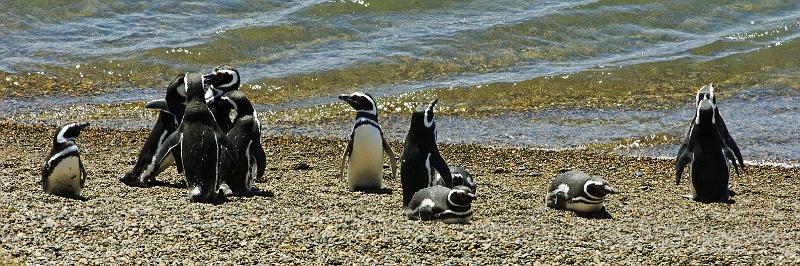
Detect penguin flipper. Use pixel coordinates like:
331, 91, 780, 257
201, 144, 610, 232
722, 144, 741, 178
79, 158, 87, 188
430, 150, 453, 188
675, 144, 693, 185
340, 139, 353, 178
716, 112, 744, 171
152, 130, 182, 172
253, 142, 267, 181
382, 136, 397, 179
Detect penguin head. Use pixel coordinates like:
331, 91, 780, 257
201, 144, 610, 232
219, 90, 255, 117
55, 122, 89, 144
448, 186, 477, 207
695, 84, 716, 105
410, 99, 439, 137
184, 72, 206, 102
694, 98, 716, 126
204, 65, 240, 92
338, 92, 377, 116
584, 179, 617, 199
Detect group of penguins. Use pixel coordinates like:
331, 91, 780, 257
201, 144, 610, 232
41, 64, 743, 223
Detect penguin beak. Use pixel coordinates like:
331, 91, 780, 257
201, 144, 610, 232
76, 122, 90, 130
467, 193, 477, 201
338, 94, 353, 102
203, 72, 224, 86
603, 184, 617, 194
429, 99, 438, 109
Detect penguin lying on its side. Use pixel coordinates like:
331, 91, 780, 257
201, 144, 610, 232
217, 90, 267, 196
42, 123, 90, 200
403, 185, 476, 224
151, 73, 238, 203
545, 170, 617, 213
338, 92, 398, 192
676, 97, 740, 203
400, 99, 453, 207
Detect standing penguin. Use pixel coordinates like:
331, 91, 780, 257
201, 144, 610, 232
120, 75, 186, 187
545, 170, 617, 213
204, 65, 241, 133
338, 92, 397, 191
403, 185, 476, 224
41, 122, 90, 199
400, 99, 453, 207
151, 72, 238, 203
679, 84, 744, 171
217, 90, 266, 196
676, 98, 741, 202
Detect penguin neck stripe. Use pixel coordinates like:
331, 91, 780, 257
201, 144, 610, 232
583, 180, 603, 200
48, 145, 78, 165
355, 111, 378, 122
424, 107, 434, 128
570, 196, 603, 204
447, 190, 469, 208
56, 124, 76, 143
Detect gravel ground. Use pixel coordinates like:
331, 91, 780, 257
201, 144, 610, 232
1, 122, 798, 265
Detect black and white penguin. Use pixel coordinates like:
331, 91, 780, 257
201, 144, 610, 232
204, 65, 242, 133
338, 92, 397, 191
432, 166, 476, 195
400, 99, 453, 207
403, 185, 476, 224
217, 90, 266, 196
545, 170, 617, 213
680, 84, 744, 172
41, 122, 90, 199
151, 72, 238, 203
676, 98, 741, 202
120, 75, 186, 187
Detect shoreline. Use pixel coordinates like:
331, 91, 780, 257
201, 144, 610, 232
2, 122, 799, 264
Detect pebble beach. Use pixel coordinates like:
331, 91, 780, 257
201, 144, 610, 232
2, 122, 798, 264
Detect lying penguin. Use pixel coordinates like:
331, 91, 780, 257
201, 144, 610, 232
151, 72, 238, 203
545, 170, 617, 213
338, 92, 397, 192
42, 122, 90, 199
403, 185, 476, 224
217, 90, 266, 196
676, 96, 741, 203
400, 99, 453, 207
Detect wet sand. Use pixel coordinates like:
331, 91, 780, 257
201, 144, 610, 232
1, 122, 798, 264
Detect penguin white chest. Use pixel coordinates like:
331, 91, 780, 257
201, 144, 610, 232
565, 198, 604, 213
46, 156, 82, 196
347, 126, 384, 189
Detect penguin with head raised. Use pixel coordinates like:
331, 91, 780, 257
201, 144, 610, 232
400, 99, 453, 207
338, 92, 397, 192
680, 84, 744, 172
42, 122, 90, 200
676, 97, 740, 203
120, 75, 187, 187
403, 185, 476, 224
545, 170, 617, 213
204, 65, 242, 133
432, 166, 476, 195
151, 72, 238, 203
216, 90, 266, 196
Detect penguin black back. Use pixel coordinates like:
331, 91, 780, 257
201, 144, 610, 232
218, 90, 266, 196
400, 99, 453, 207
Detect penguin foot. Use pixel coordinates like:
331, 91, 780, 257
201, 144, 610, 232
120, 174, 152, 188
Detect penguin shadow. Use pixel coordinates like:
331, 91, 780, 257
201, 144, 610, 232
355, 187, 393, 195
242, 188, 275, 198
147, 180, 187, 189
573, 208, 613, 220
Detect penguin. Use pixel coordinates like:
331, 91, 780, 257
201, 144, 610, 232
151, 72, 238, 203
41, 122, 90, 199
432, 166, 476, 195
120, 75, 186, 187
403, 185, 476, 224
204, 65, 242, 133
679, 84, 744, 172
545, 170, 617, 213
676, 98, 741, 202
217, 90, 266, 196
338, 92, 398, 191
400, 99, 453, 207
